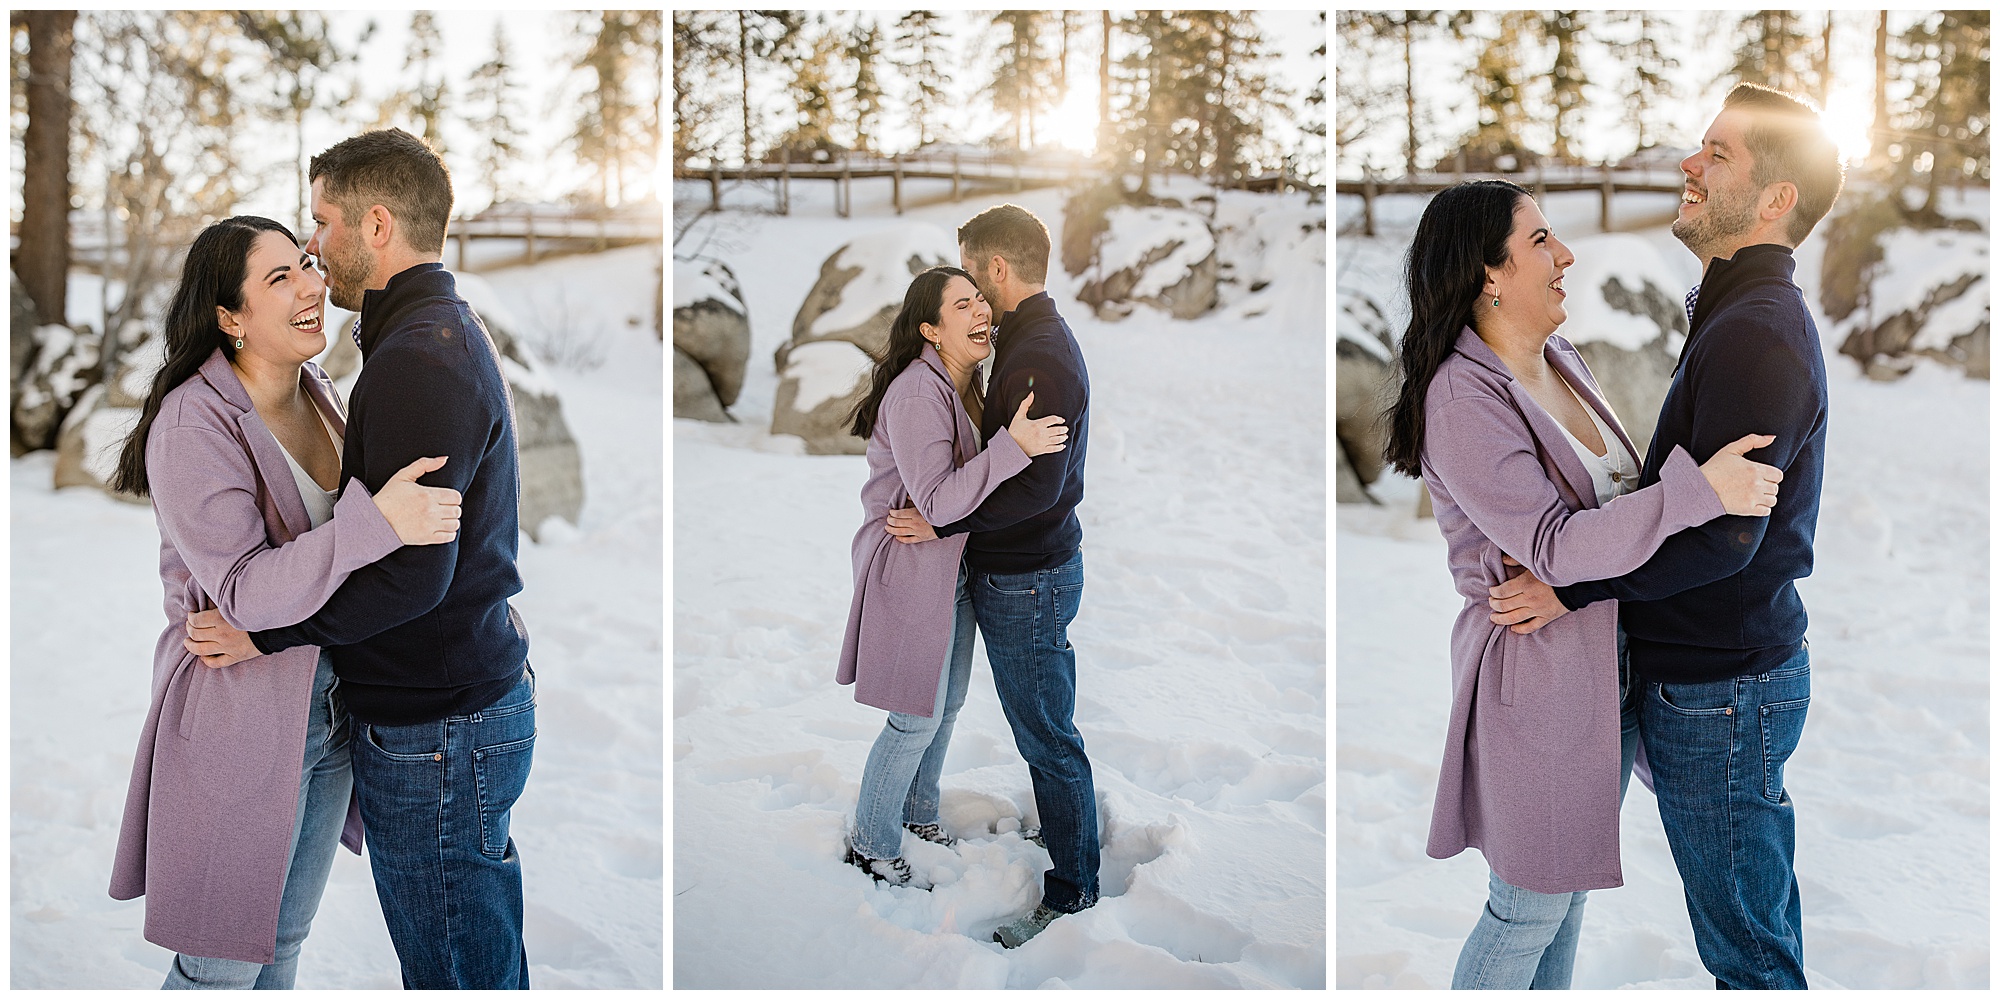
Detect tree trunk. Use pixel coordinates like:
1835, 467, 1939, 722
1871, 11, 1889, 171
1098, 12, 1112, 157
18, 10, 76, 328
1403, 18, 1418, 178
738, 12, 751, 163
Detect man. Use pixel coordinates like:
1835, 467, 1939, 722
1485, 85, 1841, 989
184, 129, 535, 989
885, 204, 1096, 948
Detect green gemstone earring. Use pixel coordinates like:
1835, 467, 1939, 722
1491, 296, 1500, 308
235, 337, 244, 349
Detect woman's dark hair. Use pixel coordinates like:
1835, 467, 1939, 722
111, 215, 298, 497
1382, 180, 1529, 477
848, 265, 974, 439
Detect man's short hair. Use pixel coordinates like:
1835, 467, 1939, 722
1723, 83, 1845, 244
958, 204, 1051, 285
309, 129, 454, 256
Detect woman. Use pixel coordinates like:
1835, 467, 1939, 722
835, 265, 1068, 889
1380, 181, 1784, 988
106, 216, 461, 988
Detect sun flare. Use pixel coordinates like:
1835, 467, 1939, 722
1041, 87, 1101, 154
1818, 90, 1874, 165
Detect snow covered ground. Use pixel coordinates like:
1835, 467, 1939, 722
673, 177, 1326, 987
10, 248, 663, 988
1335, 189, 1989, 988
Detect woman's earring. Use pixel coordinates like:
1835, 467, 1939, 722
1491, 296, 1500, 308
234, 337, 244, 350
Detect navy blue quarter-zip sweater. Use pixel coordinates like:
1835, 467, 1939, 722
935, 291, 1090, 572
251, 263, 530, 724
1553, 244, 1827, 683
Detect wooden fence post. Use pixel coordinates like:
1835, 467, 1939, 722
1362, 168, 1377, 238
893, 154, 903, 215
1600, 162, 1615, 231
952, 152, 962, 201
524, 208, 536, 265
779, 147, 790, 215
839, 153, 851, 218
710, 160, 721, 211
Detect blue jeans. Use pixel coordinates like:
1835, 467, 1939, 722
973, 548, 1098, 913
1454, 635, 1640, 989
164, 651, 352, 990
1641, 642, 1810, 989
350, 666, 535, 990
852, 563, 975, 858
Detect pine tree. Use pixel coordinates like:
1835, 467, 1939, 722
1543, 11, 1588, 162
1610, 10, 1677, 153
235, 11, 340, 227
989, 11, 1053, 150
404, 12, 447, 153
734, 11, 799, 162
783, 20, 841, 153
466, 21, 525, 209
672, 11, 725, 167
571, 10, 662, 206
846, 18, 884, 151
1897, 10, 1990, 214
1457, 10, 1536, 168
894, 11, 950, 150
1731, 10, 1813, 94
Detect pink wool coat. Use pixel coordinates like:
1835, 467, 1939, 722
837, 345, 1030, 716
109, 350, 400, 964
1420, 328, 1726, 894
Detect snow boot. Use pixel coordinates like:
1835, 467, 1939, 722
993, 903, 1065, 949
844, 842, 933, 890
903, 821, 957, 847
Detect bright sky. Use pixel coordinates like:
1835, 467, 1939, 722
1336, 10, 1934, 178
719, 10, 1324, 170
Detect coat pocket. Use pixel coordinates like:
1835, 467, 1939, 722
176, 655, 207, 741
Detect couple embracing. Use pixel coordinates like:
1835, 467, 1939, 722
834, 204, 1097, 950
1392, 85, 1841, 988
108, 129, 535, 989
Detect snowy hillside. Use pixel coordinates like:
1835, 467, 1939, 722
10, 247, 663, 988
1334, 188, 1989, 988
674, 176, 1326, 987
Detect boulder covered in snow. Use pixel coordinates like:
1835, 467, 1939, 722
672, 257, 749, 421
771, 225, 955, 454
52, 322, 154, 500
673, 347, 729, 422
770, 340, 874, 455
15, 322, 101, 457
1335, 288, 1395, 504
1828, 227, 1989, 380
1077, 205, 1219, 320
782, 224, 956, 364
12, 271, 38, 398
452, 272, 586, 541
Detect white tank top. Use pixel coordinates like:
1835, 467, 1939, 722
1553, 376, 1639, 508
274, 408, 343, 529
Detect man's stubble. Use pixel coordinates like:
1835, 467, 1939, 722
322, 224, 375, 313
1670, 184, 1760, 267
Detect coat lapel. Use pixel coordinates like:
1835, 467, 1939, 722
198, 350, 312, 543
1545, 339, 1642, 469
1453, 327, 1598, 511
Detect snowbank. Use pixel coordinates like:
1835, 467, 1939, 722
808, 224, 958, 337
1096, 206, 1215, 299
